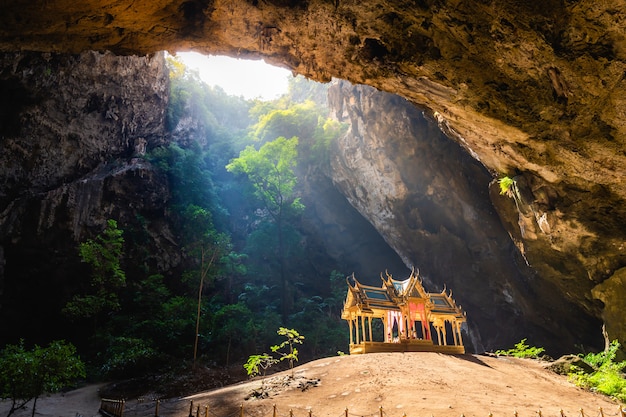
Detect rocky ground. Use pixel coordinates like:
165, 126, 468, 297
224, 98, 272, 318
0, 353, 622, 417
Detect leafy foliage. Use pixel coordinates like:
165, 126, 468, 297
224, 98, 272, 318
63, 219, 126, 320
226, 136, 303, 219
498, 176, 516, 195
226, 136, 304, 322
271, 327, 305, 375
243, 327, 305, 380
210, 302, 257, 366
243, 354, 278, 379
0, 340, 85, 417
495, 339, 545, 359
98, 337, 160, 379
569, 340, 626, 401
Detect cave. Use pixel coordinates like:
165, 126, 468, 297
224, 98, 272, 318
1, 1, 626, 357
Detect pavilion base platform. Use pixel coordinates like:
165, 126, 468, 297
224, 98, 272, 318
349, 340, 465, 355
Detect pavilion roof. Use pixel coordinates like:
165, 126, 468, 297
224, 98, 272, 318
342, 268, 466, 322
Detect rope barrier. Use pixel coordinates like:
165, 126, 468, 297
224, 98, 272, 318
101, 398, 625, 417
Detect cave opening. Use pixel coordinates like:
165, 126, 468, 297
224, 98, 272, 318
176, 51, 292, 100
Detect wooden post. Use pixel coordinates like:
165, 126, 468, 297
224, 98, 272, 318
580, 408, 585, 417
600, 408, 604, 417
368, 317, 373, 342
514, 410, 519, 417
155, 400, 160, 417
345, 407, 348, 417
537, 410, 542, 417
120, 400, 125, 417
560, 409, 565, 417
240, 404, 244, 417
380, 406, 383, 417
205, 405, 209, 417
273, 404, 277, 417
309, 409, 312, 417
196, 405, 200, 417
289, 410, 293, 417
189, 401, 194, 417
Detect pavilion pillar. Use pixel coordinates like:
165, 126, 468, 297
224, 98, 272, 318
368, 317, 373, 342
452, 321, 458, 346
383, 313, 388, 342
457, 322, 464, 346
361, 315, 366, 343
348, 319, 354, 345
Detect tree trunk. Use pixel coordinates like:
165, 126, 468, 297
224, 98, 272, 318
277, 214, 288, 323
30, 397, 38, 417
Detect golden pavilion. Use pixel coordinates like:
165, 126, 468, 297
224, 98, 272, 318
341, 268, 467, 354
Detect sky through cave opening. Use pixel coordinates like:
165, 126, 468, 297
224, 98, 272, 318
176, 51, 292, 101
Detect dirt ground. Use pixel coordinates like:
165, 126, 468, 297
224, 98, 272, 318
1, 353, 622, 417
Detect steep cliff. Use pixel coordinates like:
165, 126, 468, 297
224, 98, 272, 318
1, 0, 625, 350
327, 81, 601, 353
0, 51, 179, 341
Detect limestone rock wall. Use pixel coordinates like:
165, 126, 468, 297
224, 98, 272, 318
327, 81, 601, 354
0, 51, 178, 342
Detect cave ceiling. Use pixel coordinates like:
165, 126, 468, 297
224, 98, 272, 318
2, 1, 626, 342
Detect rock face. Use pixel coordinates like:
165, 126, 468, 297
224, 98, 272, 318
327, 81, 601, 353
1, 0, 625, 349
0, 51, 179, 341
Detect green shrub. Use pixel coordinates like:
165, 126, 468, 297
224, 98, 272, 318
495, 338, 545, 359
99, 337, 159, 379
0, 340, 85, 417
569, 340, 626, 401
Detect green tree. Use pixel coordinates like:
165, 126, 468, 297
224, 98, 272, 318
211, 302, 256, 366
177, 205, 232, 368
63, 219, 126, 321
0, 340, 85, 417
253, 101, 321, 143
226, 136, 303, 322
270, 327, 305, 377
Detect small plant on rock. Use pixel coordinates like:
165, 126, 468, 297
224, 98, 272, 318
498, 176, 516, 196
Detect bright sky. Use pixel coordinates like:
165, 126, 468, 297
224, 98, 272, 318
176, 52, 291, 100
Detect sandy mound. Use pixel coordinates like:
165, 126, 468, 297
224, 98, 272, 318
188, 353, 622, 417
1, 353, 621, 417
